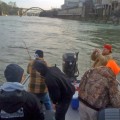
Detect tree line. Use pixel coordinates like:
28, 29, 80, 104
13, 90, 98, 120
0, 1, 20, 15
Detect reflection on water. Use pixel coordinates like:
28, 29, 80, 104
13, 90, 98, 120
0, 16, 120, 83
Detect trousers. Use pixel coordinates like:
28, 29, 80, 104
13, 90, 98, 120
79, 101, 98, 120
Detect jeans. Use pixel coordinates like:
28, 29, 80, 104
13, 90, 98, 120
35, 93, 52, 110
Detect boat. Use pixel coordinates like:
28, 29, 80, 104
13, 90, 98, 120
24, 79, 80, 120
23, 52, 120, 120
22, 52, 80, 120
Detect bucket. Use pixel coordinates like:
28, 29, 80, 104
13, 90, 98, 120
71, 91, 79, 110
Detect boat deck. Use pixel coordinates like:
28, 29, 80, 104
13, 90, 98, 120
24, 77, 80, 120
44, 105, 80, 120
66, 106, 80, 120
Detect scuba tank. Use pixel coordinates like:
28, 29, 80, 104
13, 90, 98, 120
62, 52, 79, 81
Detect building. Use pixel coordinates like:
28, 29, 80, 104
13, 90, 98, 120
58, 0, 94, 19
93, 0, 120, 19
8, 2, 16, 8
61, 0, 80, 9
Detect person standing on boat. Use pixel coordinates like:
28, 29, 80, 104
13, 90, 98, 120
27, 50, 53, 111
33, 60, 75, 120
0, 64, 44, 120
91, 44, 112, 68
78, 60, 120, 120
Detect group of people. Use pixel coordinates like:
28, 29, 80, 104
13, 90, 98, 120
0, 50, 75, 120
0, 43, 120, 120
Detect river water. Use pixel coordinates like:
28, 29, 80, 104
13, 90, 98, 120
0, 16, 120, 83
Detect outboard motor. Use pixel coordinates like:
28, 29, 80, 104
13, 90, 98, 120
62, 52, 79, 81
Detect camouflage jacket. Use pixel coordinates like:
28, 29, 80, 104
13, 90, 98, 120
91, 51, 112, 68
78, 66, 120, 110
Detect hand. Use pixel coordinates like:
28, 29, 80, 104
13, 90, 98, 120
52, 104, 56, 111
94, 48, 100, 52
92, 49, 101, 58
93, 48, 101, 54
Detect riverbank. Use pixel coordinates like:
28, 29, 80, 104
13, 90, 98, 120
39, 8, 120, 25
56, 15, 119, 25
39, 14, 119, 25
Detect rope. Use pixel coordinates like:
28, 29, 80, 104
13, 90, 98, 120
21, 40, 31, 86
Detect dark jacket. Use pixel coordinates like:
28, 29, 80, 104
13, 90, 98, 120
0, 90, 44, 120
46, 67, 75, 104
34, 60, 75, 104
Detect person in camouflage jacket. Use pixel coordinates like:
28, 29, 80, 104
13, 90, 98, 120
78, 65, 120, 120
91, 44, 112, 68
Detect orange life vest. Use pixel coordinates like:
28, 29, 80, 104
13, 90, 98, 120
106, 59, 120, 75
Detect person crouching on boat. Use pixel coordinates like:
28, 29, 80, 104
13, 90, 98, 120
78, 60, 120, 120
34, 60, 75, 120
91, 44, 112, 68
0, 64, 44, 120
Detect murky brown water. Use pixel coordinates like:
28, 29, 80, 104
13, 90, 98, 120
0, 16, 120, 83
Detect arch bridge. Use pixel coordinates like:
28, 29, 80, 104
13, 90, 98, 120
20, 7, 45, 16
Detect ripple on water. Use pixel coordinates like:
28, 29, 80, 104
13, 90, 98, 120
0, 16, 120, 82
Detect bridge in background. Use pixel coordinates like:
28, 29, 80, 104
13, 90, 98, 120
18, 7, 45, 16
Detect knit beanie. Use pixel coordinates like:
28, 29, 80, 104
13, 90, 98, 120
4, 64, 24, 82
35, 50, 44, 58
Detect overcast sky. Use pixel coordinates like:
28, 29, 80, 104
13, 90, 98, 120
3, 0, 64, 10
